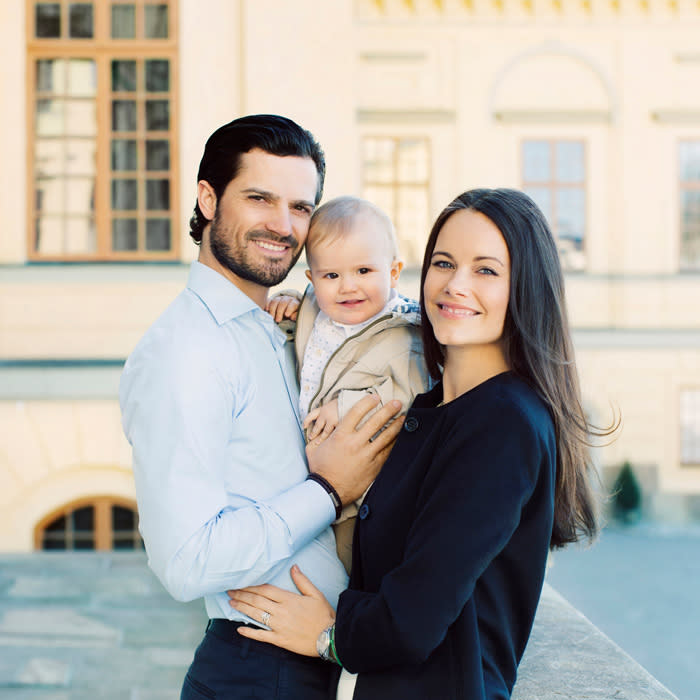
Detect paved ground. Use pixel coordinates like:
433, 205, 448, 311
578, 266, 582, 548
545, 523, 700, 700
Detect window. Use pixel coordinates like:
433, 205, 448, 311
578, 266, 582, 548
680, 141, 700, 270
35, 497, 144, 550
681, 390, 700, 467
28, 1, 178, 260
522, 140, 586, 271
362, 136, 430, 266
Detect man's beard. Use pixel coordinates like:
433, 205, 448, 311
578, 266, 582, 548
209, 209, 302, 288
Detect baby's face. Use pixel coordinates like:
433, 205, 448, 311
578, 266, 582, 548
306, 219, 402, 325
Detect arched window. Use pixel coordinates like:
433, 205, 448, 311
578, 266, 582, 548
34, 497, 144, 551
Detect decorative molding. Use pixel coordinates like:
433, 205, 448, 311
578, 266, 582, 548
359, 51, 427, 62
651, 110, 700, 124
493, 109, 611, 124
357, 109, 456, 123
675, 52, 700, 64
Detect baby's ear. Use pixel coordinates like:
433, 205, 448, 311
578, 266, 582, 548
390, 259, 404, 287
305, 269, 313, 282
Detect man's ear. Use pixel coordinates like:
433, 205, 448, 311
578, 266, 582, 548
197, 180, 217, 220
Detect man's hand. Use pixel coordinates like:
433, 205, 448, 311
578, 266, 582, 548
303, 399, 339, 442
306, 395, 403, 505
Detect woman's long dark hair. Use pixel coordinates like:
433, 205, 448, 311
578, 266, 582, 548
419, 188, 617, 548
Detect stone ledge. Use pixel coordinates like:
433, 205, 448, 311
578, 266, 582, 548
514, 584, 678, 700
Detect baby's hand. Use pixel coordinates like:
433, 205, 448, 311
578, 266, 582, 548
303, 399, 340, 443
266, 294, 300, 322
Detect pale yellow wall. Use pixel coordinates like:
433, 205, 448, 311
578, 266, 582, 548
2, 0, 700, 551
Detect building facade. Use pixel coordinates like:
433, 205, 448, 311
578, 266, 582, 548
1, 0, 700, 551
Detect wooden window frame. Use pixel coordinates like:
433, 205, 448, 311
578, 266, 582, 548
679, 139, 700, 272
361, 134, 431, 266
34, 495, 143, 550
521, 138, 587, 271
26, 0, 179, 261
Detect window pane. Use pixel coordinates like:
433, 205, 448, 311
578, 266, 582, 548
396, 139, 429, 183
113, 538, 136, 550
146, 140, 169, 170
681, 391, 700, 464
66, 139, 96, 175
36, 3, 61, 38
556, 188, 585, 243
146, 179, 170, 209
145, 100, 169, 130
43, 538, 67, 550
69, 3, 93, 38
145, 60, 169, 92
72, 506, 94, 531
111, 4, 136, 38
65, 100, 96, 137
112, 218, 138, 250
556, 142, 585, 183
36, 177, 64, 212
112, 505, 136, 530
681, 191, 700, 269
46, 515, 67, 533
362, 186, 395, 223
37, 59, 66, 94
112, 179, 138, 210
145, 4, 169, 38
146, 218, 171, 250
36, 139, 64, 177
36, 99, 64, 137
396, 186, 430, 265
74, 538, 95, 550
67, 59, 97, 97
112, 100, 137, 131
523, 187, 552, 222
66, 178, 94, 214
523, 141, 551, 182
363, 139, 394, 182
680, 142, 700, 182
112, 60, 137, 92
35, 217, 64, 254
65, 217, 96, 253
111, 139, 138, 171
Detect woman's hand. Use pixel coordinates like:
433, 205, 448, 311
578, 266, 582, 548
227, 565, 335, 658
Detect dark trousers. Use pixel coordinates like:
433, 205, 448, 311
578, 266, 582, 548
181, 619, 338, 700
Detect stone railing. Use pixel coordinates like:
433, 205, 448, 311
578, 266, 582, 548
0, 554, 678, 699
513, 584, 678, 699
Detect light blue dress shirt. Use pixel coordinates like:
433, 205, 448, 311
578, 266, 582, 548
120, 261, 348, 622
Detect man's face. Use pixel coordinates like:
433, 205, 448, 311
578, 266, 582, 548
206, 148, 319, 291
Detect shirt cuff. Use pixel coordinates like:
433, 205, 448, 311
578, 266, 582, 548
266, 479, 336, 546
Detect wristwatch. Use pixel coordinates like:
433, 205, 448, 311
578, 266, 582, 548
316, 624, 335, 662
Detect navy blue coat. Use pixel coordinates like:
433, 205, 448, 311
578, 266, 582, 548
334, 372, 556, 699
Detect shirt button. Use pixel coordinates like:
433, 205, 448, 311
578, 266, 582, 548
404, 416, 419, 432
359, 503, 370, 520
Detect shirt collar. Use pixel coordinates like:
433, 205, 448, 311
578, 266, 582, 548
187, 261, 260, 325
320, 288, 400, 338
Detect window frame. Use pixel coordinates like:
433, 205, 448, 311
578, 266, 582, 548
26, 0, 179, 261
520, 137, 587, 272
34, 495, 144, 550
360, 133, 432, 266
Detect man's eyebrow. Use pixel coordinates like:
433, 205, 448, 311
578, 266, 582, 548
241, 187, 314, 209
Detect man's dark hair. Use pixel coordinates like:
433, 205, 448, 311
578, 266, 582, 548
189, 114, 326, 243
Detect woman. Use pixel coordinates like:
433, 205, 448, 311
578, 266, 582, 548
228, 188, 612, 699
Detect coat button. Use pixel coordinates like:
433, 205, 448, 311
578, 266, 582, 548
359, 503, 370, 520
404, 416, 419, 432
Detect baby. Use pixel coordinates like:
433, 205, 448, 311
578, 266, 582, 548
268, 195, 429, 573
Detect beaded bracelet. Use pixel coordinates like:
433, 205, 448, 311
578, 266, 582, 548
306, 473, 343, 520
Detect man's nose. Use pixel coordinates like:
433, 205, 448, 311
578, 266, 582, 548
265, 205, 293, 236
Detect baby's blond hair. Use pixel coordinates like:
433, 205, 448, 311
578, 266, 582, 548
306, 196, 399, 265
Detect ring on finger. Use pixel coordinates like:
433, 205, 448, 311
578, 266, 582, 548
261, 610, 271, 626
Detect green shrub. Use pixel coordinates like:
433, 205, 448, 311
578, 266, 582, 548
612, 461, 641, 522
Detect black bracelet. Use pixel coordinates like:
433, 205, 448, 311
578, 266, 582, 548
307, 473, 343, 520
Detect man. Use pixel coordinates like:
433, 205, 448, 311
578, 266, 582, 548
119, 115, 402, 699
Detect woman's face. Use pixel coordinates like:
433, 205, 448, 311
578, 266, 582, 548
423, 208, 511, 353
